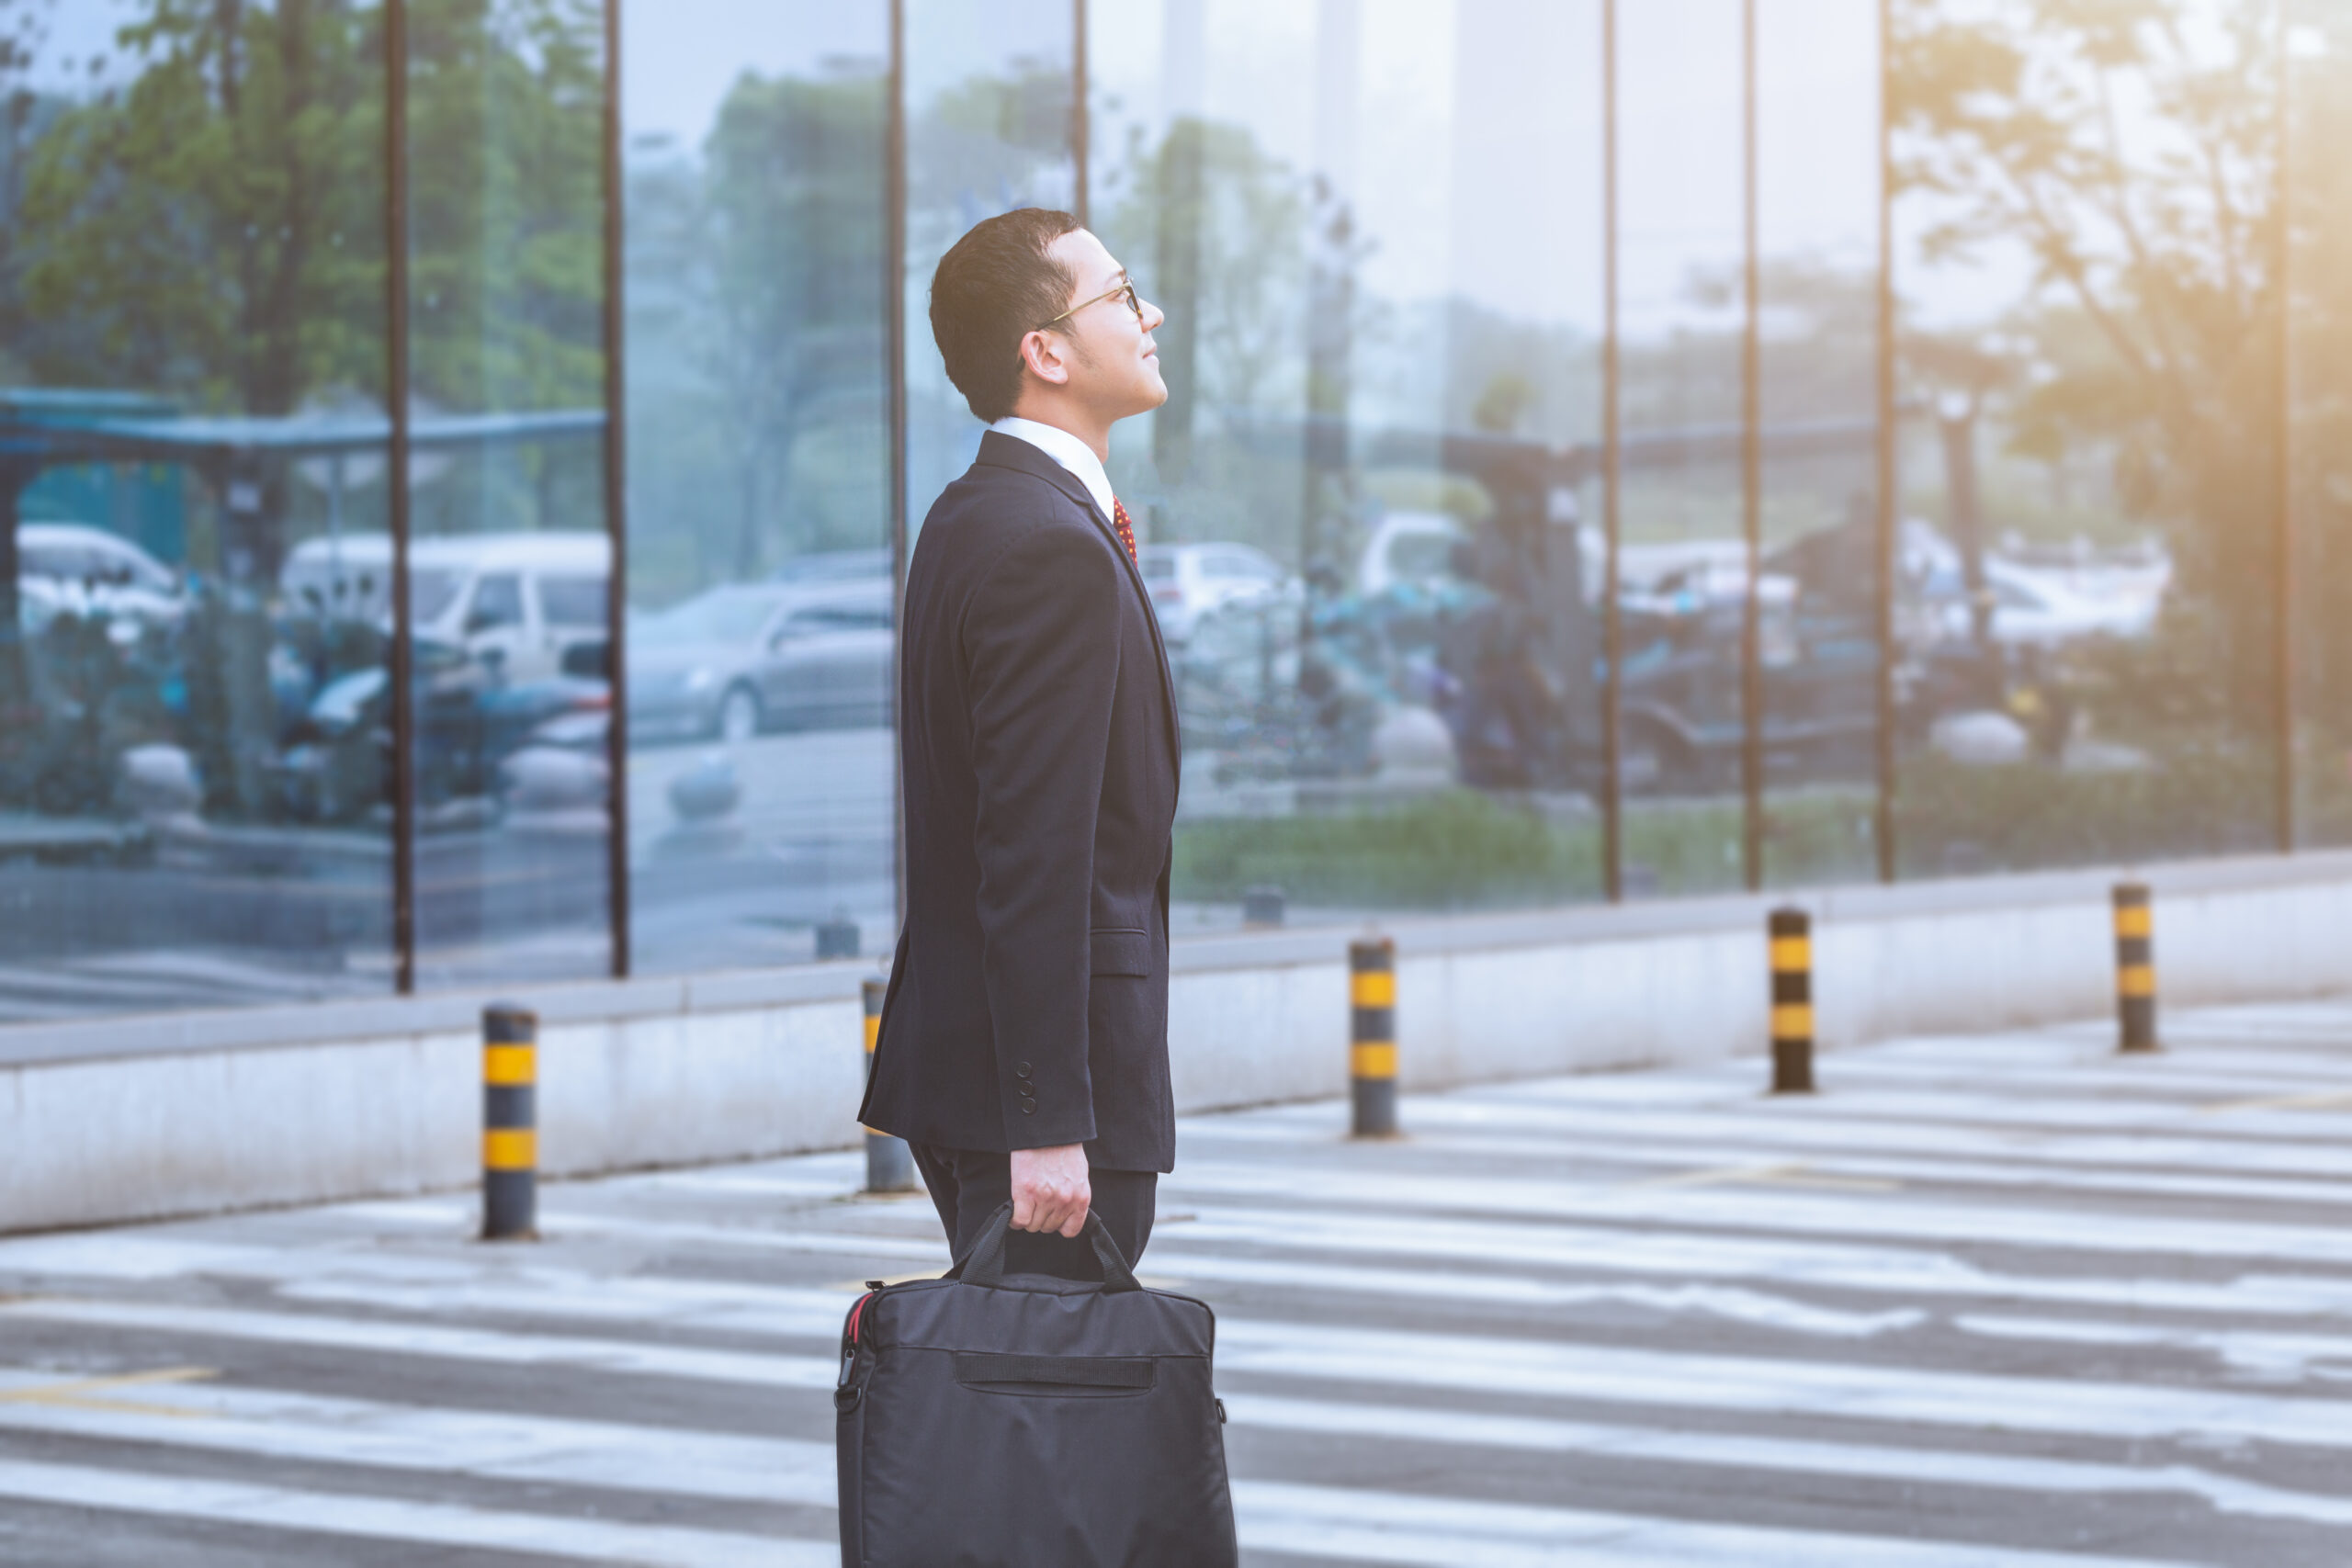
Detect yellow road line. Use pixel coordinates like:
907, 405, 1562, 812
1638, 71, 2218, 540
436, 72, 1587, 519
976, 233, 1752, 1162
0, 1365, 217, 1419
2200, 1089, 2352, 1114
1625, 1161, 1898, 1193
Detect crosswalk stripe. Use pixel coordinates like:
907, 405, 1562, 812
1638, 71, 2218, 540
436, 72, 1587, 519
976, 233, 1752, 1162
1226, 1393, 2352, 1528
161, 1196, 2352, 1334
23, 1288, 2352, 1459
1212, 1096, 2352, 1179
1178, 1116, 2352, 1208
0, 1369, 832, 1506
1231, 1481, 2188, 1568
0, 1457, 831, 1566
0, 1298, 843, 1387
1161, 1161, 2352, 1265
1214, 1319, 2352, 1450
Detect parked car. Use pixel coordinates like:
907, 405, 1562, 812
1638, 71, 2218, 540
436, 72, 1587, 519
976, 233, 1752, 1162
1139, 542, 1299, 646
279, 531, 610, 683
628, 579, 892, 744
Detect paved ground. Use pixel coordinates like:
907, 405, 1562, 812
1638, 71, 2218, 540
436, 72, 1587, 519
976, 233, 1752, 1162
6, 999, 2352, 1564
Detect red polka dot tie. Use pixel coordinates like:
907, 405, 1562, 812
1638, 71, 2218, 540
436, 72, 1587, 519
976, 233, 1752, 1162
1111, 497, 1138, 564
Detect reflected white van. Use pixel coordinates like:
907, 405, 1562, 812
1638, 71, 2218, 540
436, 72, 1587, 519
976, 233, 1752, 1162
280, 531, 609, 682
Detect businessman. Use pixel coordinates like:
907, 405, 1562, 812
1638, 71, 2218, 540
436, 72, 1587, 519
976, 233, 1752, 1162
859, 209, 1177, 1278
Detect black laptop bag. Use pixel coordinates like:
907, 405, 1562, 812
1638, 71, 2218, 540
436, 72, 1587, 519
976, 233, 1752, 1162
833, 1202, 1238, 1567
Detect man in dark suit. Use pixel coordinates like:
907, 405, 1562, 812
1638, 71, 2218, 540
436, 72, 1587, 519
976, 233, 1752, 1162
859, 209, 1177, 1278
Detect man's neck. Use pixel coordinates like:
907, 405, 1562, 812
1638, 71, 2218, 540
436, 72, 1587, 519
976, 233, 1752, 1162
1002, 400, 1110, 463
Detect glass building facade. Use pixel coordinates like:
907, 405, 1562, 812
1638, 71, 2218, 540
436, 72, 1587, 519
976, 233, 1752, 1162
0, 0, 2340, 1022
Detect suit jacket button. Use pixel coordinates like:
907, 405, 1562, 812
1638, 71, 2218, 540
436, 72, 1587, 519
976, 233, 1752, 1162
1021, 1097, 1038, 1114
1017, 1061, 1033, 1076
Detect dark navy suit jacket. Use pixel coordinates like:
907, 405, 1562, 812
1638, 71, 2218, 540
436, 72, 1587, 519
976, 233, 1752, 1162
858, 432, 1181, 1172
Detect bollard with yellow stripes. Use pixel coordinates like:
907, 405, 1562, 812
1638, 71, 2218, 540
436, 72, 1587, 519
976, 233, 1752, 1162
1350, 938, 1399, 1137
861, 978, 915, 1191
2113, 881, 2157, 1053
482, 1004, 537, 1241
1768, 908, 1815, 1094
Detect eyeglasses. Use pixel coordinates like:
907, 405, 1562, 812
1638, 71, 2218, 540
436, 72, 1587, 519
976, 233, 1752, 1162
1036, 277, 1144, 332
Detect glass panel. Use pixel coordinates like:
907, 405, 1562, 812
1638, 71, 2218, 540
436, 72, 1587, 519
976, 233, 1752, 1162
1889, 0, 2278, 877
903, 0, 1077, 536
0, 0, 393, 1018
1617, 0, 1748, 897
1091, 0, 1605, 929
2290, 6, 2352, 847
1758, 0, 1883, 886
620, 1, 894, 972
406, 0, 613, 987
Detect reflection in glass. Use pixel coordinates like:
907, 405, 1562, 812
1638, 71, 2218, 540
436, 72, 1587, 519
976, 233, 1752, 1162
2290, 5, 2352, 846
1758, 0, 1883, 887
903, 0, 1077, 530
1616, 0, 1747, 897
1890, 0, 2278, 876
0, 1, 394, 1017
406, 0, 615, 987
623, 0, 894, 971
1091, 0, 1608, 927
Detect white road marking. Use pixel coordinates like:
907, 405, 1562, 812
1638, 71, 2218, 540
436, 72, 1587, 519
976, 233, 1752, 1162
0, 1298, 843, 1388
1210, 1095, 2352, 1179
24, 1292, 2352, 1458
1178, 1116, 2352, 1208
1227, 1393, 2352, 1528
0, 1369, 831, 1505
1215, 1318, 2352, 1450
1232, 1481, 2189, 1567
1162, 1161, 2352, 1265
0, 1457, 831, 1566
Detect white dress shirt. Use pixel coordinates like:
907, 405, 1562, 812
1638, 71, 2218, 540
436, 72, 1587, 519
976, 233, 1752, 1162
988, 416, 1115, 526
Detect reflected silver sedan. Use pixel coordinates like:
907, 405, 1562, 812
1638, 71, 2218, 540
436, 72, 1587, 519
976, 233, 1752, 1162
628, 581, 892, 745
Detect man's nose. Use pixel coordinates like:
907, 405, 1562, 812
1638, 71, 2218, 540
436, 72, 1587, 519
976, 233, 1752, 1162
1140, 297, 1167, 332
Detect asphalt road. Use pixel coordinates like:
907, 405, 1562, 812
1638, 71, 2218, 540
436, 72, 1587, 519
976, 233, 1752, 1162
6, 999, 2352, 1563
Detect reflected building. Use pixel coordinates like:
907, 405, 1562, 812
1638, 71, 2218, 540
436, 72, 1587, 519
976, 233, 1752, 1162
0, 0, 2335, 1030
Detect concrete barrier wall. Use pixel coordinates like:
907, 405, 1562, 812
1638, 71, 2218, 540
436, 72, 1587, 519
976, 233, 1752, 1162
6, 850, 2350, 1234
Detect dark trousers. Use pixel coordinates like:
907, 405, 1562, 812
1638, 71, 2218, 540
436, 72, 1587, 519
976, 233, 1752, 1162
910, 1144, 1158, 1281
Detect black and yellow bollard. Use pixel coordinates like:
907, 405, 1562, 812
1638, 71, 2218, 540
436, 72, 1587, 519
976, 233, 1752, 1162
861, 978, 915, 1191
482, 1004, 537, 1241
2113, 881, 2157, 1053
1768, 908, 1815, 1094
1350, 938, 1398, 1137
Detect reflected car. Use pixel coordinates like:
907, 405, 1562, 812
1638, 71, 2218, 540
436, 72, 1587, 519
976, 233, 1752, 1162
771, 548, 890, 586
17, 523, 187, 638
1140, 543, 1300, 647
1939, 558, 2162, 648
628, 580, 893, 745
279, 531, 610, 684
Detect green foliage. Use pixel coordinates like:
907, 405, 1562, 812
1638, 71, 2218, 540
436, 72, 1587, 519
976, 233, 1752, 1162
1894, 749, 2274, 874
13, 0, 385, 413
5, 0, 603, 419
1174, 792, 1599, 911
406, 0, 605, 414
625, 63, 888, 599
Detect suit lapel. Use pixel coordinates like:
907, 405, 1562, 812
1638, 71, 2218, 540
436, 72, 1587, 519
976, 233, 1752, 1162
975, 434, 1183, 783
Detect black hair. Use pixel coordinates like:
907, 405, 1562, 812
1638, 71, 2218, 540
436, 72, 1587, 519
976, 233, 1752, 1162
928, 208, 1081, 423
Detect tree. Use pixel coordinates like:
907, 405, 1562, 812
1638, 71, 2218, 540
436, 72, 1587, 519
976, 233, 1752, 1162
1891, 0, 2284, 732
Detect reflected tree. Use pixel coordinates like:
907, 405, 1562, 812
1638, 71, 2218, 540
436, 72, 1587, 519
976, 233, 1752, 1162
1892, 0, 2284, 733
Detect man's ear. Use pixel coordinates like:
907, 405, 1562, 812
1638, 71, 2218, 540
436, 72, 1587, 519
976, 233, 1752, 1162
1017, 329, 1072, 389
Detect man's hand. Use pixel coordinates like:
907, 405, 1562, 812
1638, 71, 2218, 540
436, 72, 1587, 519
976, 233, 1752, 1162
1009, 1144, 1091, 1238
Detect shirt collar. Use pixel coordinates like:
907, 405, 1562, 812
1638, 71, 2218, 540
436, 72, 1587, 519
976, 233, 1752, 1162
989, 416, 1115, 525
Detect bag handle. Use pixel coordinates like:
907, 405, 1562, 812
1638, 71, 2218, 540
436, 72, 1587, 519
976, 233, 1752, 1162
958, 1201, 1143, 1294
